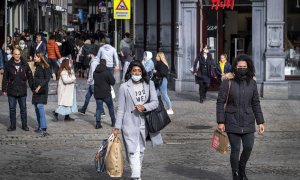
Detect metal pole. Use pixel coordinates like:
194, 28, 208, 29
4, 0, 8, 51
114, 19, 117, 48
37, 0, 39, 32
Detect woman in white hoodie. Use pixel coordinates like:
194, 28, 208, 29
142, 51, 154, 79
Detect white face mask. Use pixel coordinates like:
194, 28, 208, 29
20, 44, 26, 49
7, 54, 12, 60
6, 50, 11, 54
131, 75, 142, 82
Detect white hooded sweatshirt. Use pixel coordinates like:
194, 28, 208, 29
96, 44, 119, 68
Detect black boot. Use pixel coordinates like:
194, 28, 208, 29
232, 171, 239, 180
64, 115, 75, 121
52, 111, 58, 121
239, 164, 248, 180
200, 98, 204, 103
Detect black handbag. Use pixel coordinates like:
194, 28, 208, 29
144, 85, 171, 133
151, 74, 162, 89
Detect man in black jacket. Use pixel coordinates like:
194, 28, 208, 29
2, 49, 33, 131
93, 59, 116, 129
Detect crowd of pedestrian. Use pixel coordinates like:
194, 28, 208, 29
0, 29, 266, 180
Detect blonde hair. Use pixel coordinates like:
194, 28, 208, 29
157, 52, 169, 68
35, 52, 50, 69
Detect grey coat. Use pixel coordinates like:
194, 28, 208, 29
115, 79, 163, 154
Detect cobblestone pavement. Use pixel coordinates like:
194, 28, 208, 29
0, 79, 299, 180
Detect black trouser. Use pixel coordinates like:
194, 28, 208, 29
227, 133, 254, 172
198, 81, 209, 100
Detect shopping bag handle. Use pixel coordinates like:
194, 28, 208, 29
108, 134, 115, 141
216, 129, 228, 137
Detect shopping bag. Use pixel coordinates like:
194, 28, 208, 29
111, 86, 116, 99
211, 129, 229, 154
105, 136, 123, 177
95, 134, 114, 173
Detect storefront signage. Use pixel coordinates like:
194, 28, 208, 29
113, 0, 131, 19
210, 0, 235, 10
207, 25, 217, 31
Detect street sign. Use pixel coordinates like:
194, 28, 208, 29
113, 0, 131, 19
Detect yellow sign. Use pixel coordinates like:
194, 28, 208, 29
113, 0, 131, 19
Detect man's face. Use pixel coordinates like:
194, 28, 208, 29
13, 49, 21, 61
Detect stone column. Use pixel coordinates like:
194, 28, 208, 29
175, 0, 198, 92
251, 0, 266, 96
263, 0, 288, 99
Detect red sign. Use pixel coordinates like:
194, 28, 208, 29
210, 0, 235, 10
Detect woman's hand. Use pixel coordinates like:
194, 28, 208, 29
113, 128, 119, 137
135, 105, 145, 112
217, 123, 225, 132
35, 85, 41, 93
258, 124, 265, 135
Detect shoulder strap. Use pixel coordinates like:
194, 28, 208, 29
224, 80, 231, 111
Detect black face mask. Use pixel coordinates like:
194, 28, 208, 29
236, 68, 248, 76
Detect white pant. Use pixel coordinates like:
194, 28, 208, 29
129, 118, 145, 179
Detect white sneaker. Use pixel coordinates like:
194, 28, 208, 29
167, 109, 174, 115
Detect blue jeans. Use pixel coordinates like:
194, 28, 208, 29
107, 67, 114, 76
158, 77, 172, 109
8, 96, 27, 128
96, 97, 116, 125
34, 104, 47, 129
81, 85, 94, 113
48, 58, 59, 75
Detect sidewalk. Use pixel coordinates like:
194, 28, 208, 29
0, 79, 299, 179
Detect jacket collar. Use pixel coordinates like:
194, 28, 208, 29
223, 72, 257, 81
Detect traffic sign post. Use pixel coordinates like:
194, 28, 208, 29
113, 0, 131, 19
113, 0, 131, 49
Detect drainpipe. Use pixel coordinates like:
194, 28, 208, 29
4, 0, 8, 51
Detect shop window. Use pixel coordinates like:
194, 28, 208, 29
285, 0, 300, 78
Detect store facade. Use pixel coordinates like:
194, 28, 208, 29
134, 0, 300, 99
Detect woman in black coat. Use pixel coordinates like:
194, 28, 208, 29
216, 54, 265, 180
32, 52, 51, 137
193, 45, 216, 103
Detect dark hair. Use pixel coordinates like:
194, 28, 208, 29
124, 60, 149, 84
231, 54, 255, 84
124, 32, 130, 38
49, 35, 56, 40
100, 59, 106, 66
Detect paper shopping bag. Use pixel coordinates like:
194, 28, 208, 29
95, 134, 114, 173
211, 129, 229, 154
105, 136, 123, 177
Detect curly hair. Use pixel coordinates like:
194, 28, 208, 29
124, 60, 149, 84
231, 54, 255, 84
